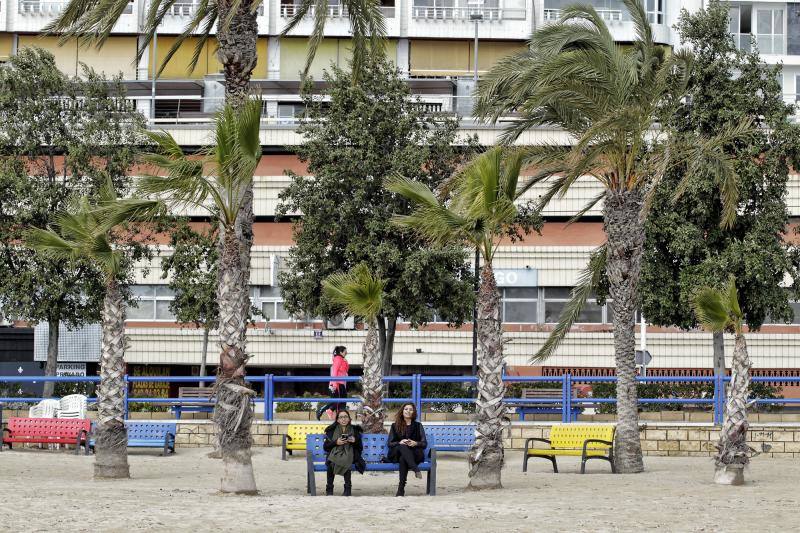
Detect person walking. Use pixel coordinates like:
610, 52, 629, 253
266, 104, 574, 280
323, 410, 365, 496
387, 402, 427, 496
316, 346, 349, 420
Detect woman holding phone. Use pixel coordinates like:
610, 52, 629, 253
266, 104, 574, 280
323, 410, 364, 496
316, 346, 349, 420
387, 403, 427, 496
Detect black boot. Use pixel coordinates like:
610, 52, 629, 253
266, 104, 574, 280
325, 484, 334, 496
343, 485, 352, 496
342, 471, 352, 496
395, 481, 406, 497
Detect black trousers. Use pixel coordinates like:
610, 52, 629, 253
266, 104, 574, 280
326, 464, 352, 487
396, 445, 420, 484
318, 384, 346, 415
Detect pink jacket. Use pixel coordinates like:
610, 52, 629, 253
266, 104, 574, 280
329, 354, 349, 389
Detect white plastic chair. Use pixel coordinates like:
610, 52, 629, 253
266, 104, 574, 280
58, 394, 88, 419
28, 399, 60, 418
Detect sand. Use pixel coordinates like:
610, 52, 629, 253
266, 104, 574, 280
1, 446, 797, 532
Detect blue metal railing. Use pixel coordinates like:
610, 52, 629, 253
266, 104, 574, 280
1, 373, 798, 426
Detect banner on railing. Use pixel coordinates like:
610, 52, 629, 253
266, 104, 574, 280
129, 365, 170, 398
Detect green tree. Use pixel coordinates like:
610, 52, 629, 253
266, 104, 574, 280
475, 0, 747, 473
641, 1, 800, 373
161, 221, 220, 383
25, 179, 157, 479
388, 147, 541, 490
277, 56, 477, 377
0, 48, 145, 397
323, 263, 386, 433
693, 276, 755, 485
138, 100, 263, 494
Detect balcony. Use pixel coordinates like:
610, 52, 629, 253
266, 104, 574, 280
279, 1, 400, 37
407, 0, 531, 40
542, 0, 670, 43
732, 33, 786, 56
10, 0, 138, 34
412, 6, 526, 21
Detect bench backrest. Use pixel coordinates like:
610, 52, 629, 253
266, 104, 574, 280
550, 424, 615, 449
127, 422, 177, 440
425, 425, 475, 447
522, 388, 562, 399
7, 417, 91, 437
306, 432, 435, 463
287, 423, 328, 443
179, 387, 215, 400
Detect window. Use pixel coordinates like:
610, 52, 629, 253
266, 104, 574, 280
646, 0, 664, 24
755, 8, 784, 54
502, 287, 538, 323
127, 285, 176, 321
729, 5, 752, 52
543, 287, 606, 324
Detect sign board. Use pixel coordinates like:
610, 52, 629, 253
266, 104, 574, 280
130, 365, 170, 398
57, 362, 87, 377
313, 329, 324, 339
494, 268, 538, 287
635, 350, 653, 366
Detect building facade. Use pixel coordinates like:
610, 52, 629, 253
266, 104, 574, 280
1, 0, 799, 377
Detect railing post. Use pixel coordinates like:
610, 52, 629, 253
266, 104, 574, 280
263, 374, 273, 422
123, 374, 129, 420
413, 374, 422, 417
561, 374, 570, 423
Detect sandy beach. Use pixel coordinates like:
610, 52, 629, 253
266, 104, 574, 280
1, 446, 797, 532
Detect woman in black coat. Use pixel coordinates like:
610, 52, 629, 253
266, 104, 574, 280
323, 410, 365, 496
387, 402, 427, 497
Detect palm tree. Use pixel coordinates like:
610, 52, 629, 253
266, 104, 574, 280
693, 276, 755, 485
25, 180, 157, 479
388, 147, 534, 490
281, 0, 387, 79
323, 263, 386, 433
138, 100, 263, 494
474, 0, 748, 473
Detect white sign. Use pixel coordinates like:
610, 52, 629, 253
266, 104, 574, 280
494, 268, 538, 287
57, 363, 87, 377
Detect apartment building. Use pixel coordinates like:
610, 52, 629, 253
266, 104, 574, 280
1, 0, 799, 379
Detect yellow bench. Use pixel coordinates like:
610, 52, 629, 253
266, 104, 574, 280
523, 424, 615, 474
281, 424, 328, 460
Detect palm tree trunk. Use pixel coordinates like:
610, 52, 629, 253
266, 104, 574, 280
714, 333, 751, 485
468, 263, 505, 490
94, 279, 129, 479
215, 227, 257, 494
604, 190, 645, 474
359, 320, 385, 433
42, 317, 60, 398
216, 1, 258, 105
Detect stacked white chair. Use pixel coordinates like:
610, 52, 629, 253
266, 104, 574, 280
28, 399, 60, 418
58, 394, 88, 419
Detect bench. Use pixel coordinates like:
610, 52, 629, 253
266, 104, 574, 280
523, 424, 615, 474
424, 424, 475, 452
88, 422, 177, 455
508, 388, 582, 421
306, 433, 437, 496
171, 387, 215, 419
1, 417, 91, 455
282, 423, 328, 460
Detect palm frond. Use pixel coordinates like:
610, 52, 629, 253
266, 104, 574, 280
692, 286, 730, 333
532, 244, 607, 363
322, 263, 385, 321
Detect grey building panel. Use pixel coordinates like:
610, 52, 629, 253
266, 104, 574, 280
34, 323, 101, 363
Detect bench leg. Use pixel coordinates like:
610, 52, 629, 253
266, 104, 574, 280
550, 456, 558, 473
523, 451, 528, 472
306, 454, 316, 496
281, 435, 287, 461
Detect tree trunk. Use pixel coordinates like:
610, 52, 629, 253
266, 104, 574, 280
359, 320, 385, 433
713, 331, 725, 378
383, 316, 396, 379
94, 279, 129, 479
603, 190, 645, 474
216, 1, 258, 105
215, 227, 257, 494
714, 333, 751, 485
468, 264, 505, 490
199, 326, 210, 388
43, 318, 60, 398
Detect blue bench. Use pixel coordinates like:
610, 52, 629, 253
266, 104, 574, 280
305, 433, 437, 496
90, 422, 176, 455
425, 424, 475, 452
170, 387, 214, 419
509, 388, 582, 421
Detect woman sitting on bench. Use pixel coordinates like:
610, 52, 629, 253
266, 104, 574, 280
388, 403, 427, 497
323, 410, 365, 496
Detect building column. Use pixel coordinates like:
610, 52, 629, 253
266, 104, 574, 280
268, 36, 281, 80
397, 38, 409, 78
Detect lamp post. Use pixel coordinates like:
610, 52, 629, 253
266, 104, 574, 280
469, 6, 483, 378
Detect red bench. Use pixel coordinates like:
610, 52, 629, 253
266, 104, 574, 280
2, 417, 91, 455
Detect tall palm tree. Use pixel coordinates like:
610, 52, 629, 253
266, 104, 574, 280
475, 0, 748, 473
138, 99, 263, 493
25, 180, 157, 479
388, 147, 535, 490
693, 276, 755, 485
281, 0, 386, 79
323, 263, 386, 433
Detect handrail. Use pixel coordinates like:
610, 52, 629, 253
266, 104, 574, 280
2, 373, 799, 425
